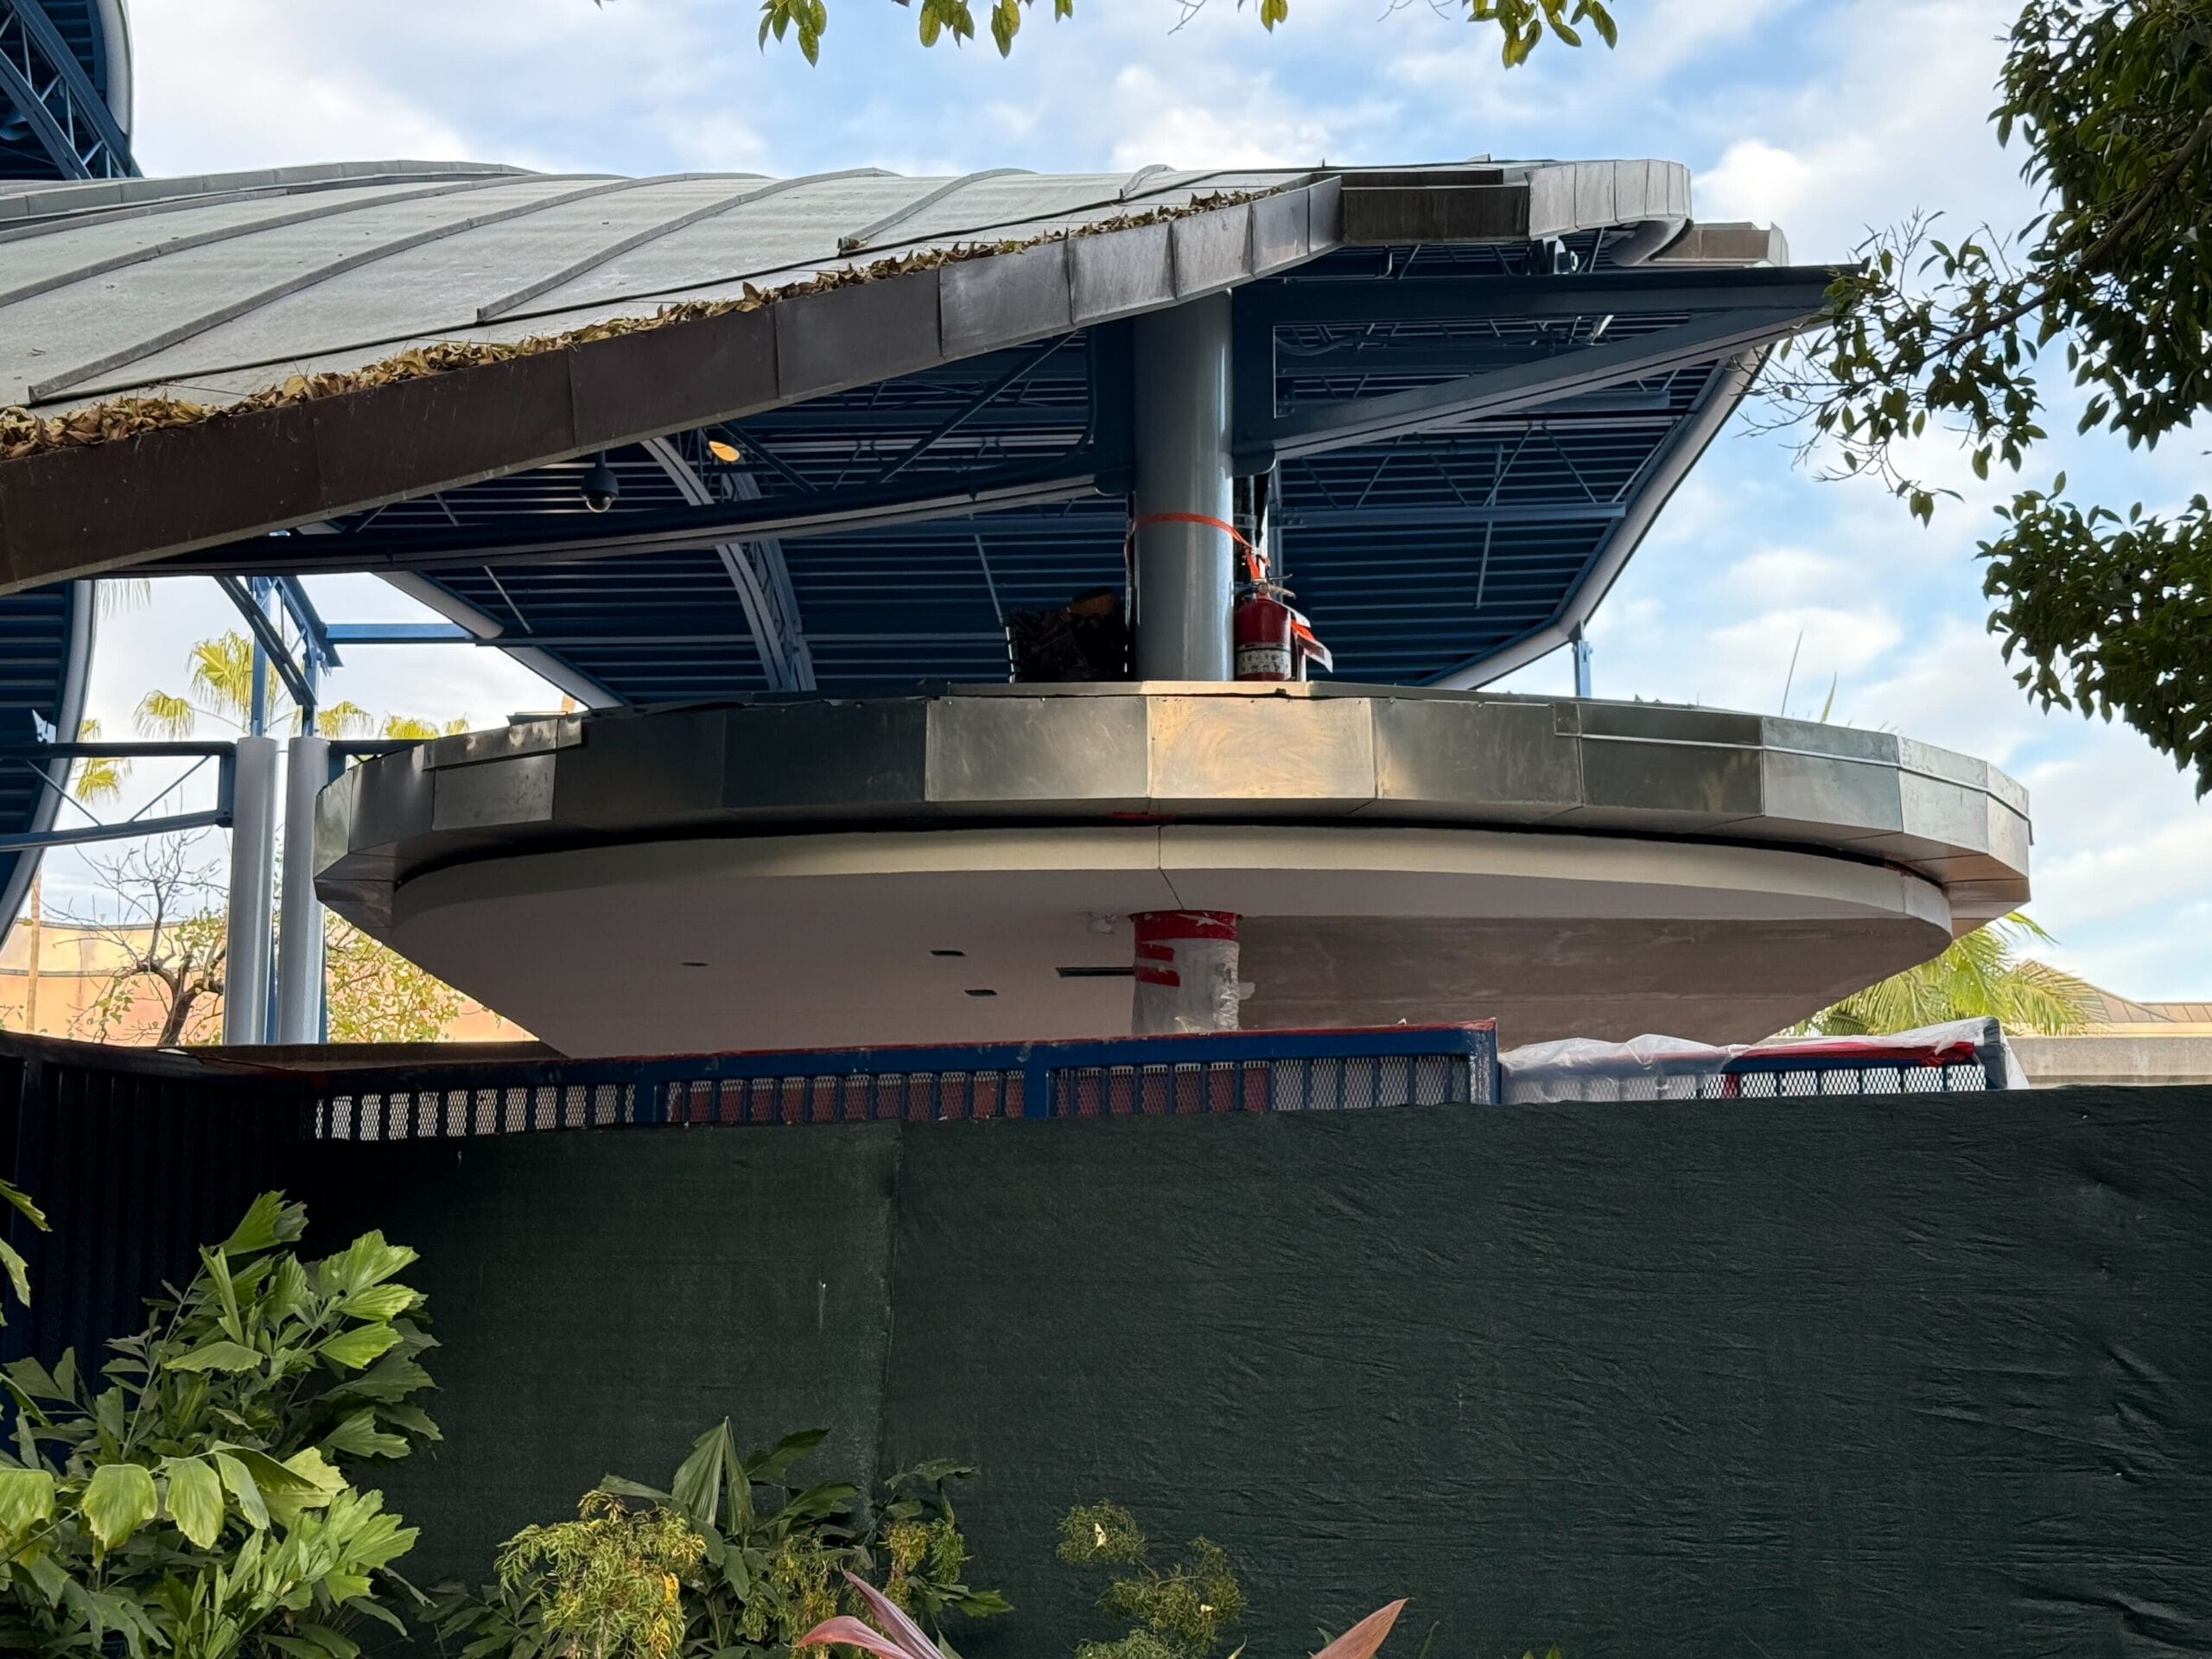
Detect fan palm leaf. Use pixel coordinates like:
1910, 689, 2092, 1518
68, 717, 128, 804
1798, 912, 2094, 1036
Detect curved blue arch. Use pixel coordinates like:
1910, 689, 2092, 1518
2, 0, 134, 180
0, 0, 119, 946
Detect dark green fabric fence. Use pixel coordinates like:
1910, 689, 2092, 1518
281, 1088, 2212, 1659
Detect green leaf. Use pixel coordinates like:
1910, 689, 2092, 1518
0, 1179, 46, 1232
162, 1455, 226, 1548
337, 1283, 418, 1321
0, 1465, 56, 1538
316, 1231, 417, 1299
0, 1237, 29, 1313
166, 1337, 265, 1374
80, 1461, 158, 1551
322, 1408, 410, 1460
220, 1191, 303, 1256
673, 1420, 734, 1524
213, 1451, 272, 1529
318, 1324, 403, 1370
376, 1401, 443, 1441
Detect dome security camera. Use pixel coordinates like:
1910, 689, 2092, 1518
580, 454, 620, 513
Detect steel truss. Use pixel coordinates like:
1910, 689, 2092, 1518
0, 0, 133, 180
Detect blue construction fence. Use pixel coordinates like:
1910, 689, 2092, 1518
304, 1023, 1503, 1141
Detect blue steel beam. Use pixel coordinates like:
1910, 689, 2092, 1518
217, 575, 317, 712
0, 0, 134, 180
325, 622, 474, 645
1246, 305, 1816, 467
1236, 266, 1840, 328
163, 457, 1114, 576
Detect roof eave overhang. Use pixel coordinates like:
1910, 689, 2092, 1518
0, 160, 1713, 594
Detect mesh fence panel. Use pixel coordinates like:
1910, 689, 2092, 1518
308, 1038, 1492, 1141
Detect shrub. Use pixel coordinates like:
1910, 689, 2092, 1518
0, 1192, 438, 1658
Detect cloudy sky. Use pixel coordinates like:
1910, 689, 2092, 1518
62, 0, 2209, 995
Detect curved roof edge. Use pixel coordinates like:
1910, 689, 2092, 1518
315, 684, 2032, 939
0, 578, 94, 948
0, 160, 1815, 594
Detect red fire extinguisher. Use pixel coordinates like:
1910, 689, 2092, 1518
1234, 580, 1295, 681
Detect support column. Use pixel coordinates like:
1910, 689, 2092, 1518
1571, 622, 1592, 698
1132, 910, 1241, 1034
224, 734, 278, 1046
1131, 293, 1235, 681
274, 734, 329, 1045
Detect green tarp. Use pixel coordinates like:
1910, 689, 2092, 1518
293, 1089, 2212, 1658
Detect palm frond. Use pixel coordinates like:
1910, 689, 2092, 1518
134, 690, 200, 740
1795, 910, 2095, 1037
94, 577, 153, 616
68, 717, 129, 804
318, 700, 376, 738
188, 632, 260, 724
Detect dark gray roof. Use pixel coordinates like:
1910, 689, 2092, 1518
0, 157, 1714, 412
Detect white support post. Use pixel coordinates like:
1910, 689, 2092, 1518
1131, 293, 1236, 681
223, 734, 279, 1045
274, 734, 329, 1044
1132, 910, 1243, 1033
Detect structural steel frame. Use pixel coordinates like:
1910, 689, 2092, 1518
0, 0, 133, 180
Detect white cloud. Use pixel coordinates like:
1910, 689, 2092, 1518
1698, 138, 1814, 227
1725, 545, 1853, 607
1106, 65, 1337, 170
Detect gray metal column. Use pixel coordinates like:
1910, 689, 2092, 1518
1131, 293, 1235, 680
223, 734, 278, 1045
274, 734, 329, 1044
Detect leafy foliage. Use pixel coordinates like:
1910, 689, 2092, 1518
0, 1177, 46, 1330
323, 917, 466, 1045
1056, 1502, 1244, 1659
429, 1423, 1006, 1659
1790, 911, 2095, 1036
67, 720, 127, 807
494, 1493, 702, 1659
0, 1192, 438, 1658
1764, 0, 2212, 790
623, 0, 1612, 66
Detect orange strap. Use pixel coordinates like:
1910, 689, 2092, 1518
1130, 512, 1268, 582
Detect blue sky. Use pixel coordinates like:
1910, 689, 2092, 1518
61, 0, 2209, 995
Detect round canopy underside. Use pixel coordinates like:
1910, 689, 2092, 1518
389, 825, 1955, 1055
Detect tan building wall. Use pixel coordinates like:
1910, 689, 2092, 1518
0, 916, 533, 1046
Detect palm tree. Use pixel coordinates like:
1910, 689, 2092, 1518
135, 630, 256, 737
381, 715, 469, 740
317, 701, 376, 738
1793, 912, 2095, 1036
67, 717, 127, 805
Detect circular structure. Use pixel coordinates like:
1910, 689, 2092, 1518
315, 683, 2030, 1055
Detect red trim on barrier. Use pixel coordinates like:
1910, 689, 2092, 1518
1133, 910, 1240, 944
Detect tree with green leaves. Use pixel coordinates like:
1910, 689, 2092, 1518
1789, 912, 2096, 1037
134, 633, 461, 742
0, 1192, 438, 1659
626, 0, 1614, 67
1759, 0, 2211, 791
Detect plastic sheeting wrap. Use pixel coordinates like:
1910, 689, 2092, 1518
1501, 1017, 2028, 1100
286, 1085, 2212, 1659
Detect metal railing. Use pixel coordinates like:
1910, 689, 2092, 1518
1497, 1020, 2016, 1103
304, 1024, 1501, 1141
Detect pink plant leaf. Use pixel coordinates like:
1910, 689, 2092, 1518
1313, 1600, 1408, 1659
794, 1616, 922, 1659
841, 1570, 944, 1659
